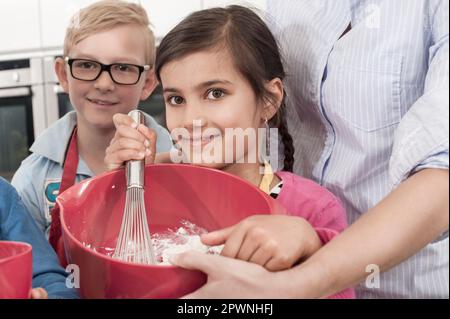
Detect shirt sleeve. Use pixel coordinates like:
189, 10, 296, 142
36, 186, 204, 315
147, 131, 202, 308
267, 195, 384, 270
1, 182, 78, 299
313, 198, 348, 245
11, 156, 47, 234
279, 173, 349, 245
303, 193, 356, 299
143, 113, 173, 152
389, 0, 449, 188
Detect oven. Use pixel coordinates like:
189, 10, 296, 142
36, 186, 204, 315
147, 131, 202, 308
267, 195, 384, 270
0, 58, 46, 181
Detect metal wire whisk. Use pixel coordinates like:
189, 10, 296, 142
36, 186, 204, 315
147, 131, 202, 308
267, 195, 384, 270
113, 110, 156, 264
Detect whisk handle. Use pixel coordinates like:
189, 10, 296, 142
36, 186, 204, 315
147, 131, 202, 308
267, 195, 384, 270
126, 110, 145, 188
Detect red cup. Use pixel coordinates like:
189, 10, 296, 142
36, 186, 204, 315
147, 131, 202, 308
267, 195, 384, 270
0, 241, 32, 299
58, 164, 286, 299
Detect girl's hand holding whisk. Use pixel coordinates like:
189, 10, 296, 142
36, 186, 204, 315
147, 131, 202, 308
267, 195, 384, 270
201, 215, 322, 271
105, 113, 157, 171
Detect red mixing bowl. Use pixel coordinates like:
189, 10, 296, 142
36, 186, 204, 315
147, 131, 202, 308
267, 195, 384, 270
58, 164, 285, 298
0, 241, 32, 299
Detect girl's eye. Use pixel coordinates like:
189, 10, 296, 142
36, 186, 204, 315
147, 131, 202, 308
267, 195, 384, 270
168, 96, 185, 105
207, 89, 225, 100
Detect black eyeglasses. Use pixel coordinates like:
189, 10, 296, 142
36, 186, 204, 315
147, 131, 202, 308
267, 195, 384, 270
65, 57, 150, 85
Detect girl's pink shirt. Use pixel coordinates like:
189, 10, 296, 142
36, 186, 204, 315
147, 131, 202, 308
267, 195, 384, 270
275, 171, 356, 299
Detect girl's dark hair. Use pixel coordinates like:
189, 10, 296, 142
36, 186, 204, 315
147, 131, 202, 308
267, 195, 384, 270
155, 5, 294, 172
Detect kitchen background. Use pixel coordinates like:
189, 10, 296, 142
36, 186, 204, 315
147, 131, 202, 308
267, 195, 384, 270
0, 0, 267, 181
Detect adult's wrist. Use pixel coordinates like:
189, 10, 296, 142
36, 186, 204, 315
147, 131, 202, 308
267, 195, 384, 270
283, 253, 336, 298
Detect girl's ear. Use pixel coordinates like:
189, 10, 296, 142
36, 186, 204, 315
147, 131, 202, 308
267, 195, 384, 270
262, 77, 284, 121
140, 69, 158, 101
54, 57, 69, 93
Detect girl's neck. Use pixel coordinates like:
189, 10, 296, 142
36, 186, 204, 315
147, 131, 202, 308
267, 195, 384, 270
76, 121, 115, 175
223, 162, 280, 192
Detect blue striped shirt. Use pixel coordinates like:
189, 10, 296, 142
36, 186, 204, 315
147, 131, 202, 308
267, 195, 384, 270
268, 0, 449, 298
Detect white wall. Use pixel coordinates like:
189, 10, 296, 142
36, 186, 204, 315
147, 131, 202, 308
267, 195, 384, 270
141, 0, 202, 41
203, 0, 266, 10
0, 0, 41, 53
0, 0, 267, 56
40, 0, 100, 49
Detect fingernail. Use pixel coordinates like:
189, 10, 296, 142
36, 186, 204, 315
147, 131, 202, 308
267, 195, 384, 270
144, 139, 150, 147
131, 122, 138, 129
138, 152, 145, 158
145, 148, 152, 157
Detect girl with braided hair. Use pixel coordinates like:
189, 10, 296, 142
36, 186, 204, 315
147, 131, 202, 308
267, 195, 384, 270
105, 5, 353, 298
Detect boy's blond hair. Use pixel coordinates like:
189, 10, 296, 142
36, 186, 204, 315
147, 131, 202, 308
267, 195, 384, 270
64, 0, 155, 66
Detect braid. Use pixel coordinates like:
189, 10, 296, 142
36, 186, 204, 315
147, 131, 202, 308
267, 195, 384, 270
273, 96, 294, 172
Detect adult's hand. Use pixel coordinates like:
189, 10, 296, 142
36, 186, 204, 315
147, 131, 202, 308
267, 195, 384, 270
170, 251, 294, 298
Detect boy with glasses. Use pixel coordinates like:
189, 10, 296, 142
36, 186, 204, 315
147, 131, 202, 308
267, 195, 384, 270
11, 0, 172, 259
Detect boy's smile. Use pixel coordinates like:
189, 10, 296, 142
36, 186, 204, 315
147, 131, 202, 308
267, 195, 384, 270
86, 97, 120, 109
